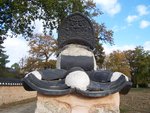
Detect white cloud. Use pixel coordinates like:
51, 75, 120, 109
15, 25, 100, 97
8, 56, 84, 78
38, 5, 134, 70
140, 20, 150, 29
143, 41, 150, 51
2, 19, 58, 67
2, 37, 29, 67
103, 44, 135, 54
94, 0, 121, 16
137, 5, 149, 16
112, 25, 127, 32
126, 15, 138, 23
32, 19, 44, 34
103, 41, 150, 55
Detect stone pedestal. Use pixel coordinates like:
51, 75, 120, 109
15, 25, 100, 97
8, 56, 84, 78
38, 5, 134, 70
35, 93, 120, 113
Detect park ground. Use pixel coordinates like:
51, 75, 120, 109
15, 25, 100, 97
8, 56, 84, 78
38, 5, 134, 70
120, 88, 150, 113
0, 88, 149, 113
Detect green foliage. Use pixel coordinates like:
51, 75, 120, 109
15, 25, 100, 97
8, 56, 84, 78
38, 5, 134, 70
11, 63, 20, 70
0, 69, 17, 78
93, 21, 114, 45
0, 0, 113, 44
134, 47, 150, 85
124, 46, 150, 87
104, 47, 150, 86
0, 44, 9, 69
0, 0, 39, 38
1, 0, 114, 71
0, 0, 101, 38
120, 107, 129, 113
94, 43, 105, 68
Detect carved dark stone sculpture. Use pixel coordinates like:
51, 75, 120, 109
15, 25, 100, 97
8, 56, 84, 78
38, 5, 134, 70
58, 13, 95, 49
22, 13, 132, 97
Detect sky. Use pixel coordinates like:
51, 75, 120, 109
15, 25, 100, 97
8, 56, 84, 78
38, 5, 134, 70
2, 0, 150, 67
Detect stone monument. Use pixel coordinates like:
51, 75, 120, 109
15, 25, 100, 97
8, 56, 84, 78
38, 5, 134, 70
22, 13, 132, 113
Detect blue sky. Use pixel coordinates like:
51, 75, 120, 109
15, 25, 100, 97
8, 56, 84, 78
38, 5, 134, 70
94, 0, 150, 53
3, 0, 150, 67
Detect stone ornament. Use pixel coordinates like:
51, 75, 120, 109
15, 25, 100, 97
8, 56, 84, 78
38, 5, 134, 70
58, 13, 95, 50
22, 13, 132, 97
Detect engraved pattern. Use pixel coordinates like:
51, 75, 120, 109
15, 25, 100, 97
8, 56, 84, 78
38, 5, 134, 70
58, 13, 95, 49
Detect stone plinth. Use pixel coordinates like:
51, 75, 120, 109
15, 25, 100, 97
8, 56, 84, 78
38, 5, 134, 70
35, 93, 120, 113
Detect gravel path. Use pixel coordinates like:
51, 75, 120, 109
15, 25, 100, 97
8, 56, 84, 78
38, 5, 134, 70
0, 101, 36, 113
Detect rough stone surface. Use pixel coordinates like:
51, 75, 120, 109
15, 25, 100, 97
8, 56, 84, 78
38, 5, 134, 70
0, 86, 37, 106
35, 93, 120, 113
65, 70, 90, 91
35, 94, 71, 113
89, 106, 119, 113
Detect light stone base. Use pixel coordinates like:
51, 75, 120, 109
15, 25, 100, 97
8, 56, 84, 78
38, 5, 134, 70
35, 93, 120, 113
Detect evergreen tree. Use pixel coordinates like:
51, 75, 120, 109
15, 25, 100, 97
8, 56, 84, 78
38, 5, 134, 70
0, 43, 9, 69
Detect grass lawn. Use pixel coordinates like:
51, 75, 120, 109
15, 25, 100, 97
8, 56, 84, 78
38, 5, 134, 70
120, 88, 150, 113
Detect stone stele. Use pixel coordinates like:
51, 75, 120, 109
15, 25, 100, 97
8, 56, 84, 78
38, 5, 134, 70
35, 93, 120, 113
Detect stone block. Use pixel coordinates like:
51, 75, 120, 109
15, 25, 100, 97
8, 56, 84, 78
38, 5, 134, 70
35, 93, 120, 113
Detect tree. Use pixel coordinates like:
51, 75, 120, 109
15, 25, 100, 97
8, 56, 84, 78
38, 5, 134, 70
0, 0, 39, 38
0, 0, 113, 43
21, 34, 57, 71
11, 63, 20, 70
0, 42, 10, 77
1, 0, 114, 68
133, 47, 150, 87
29, 34, 57, 62
0, 44, 9, 69
124, 46, 150, 87
94, 43, 105, 68
27, 58, 56, 71
124, 50, 137, 86
93, 21, 113, 68
0, 0, 100, 38
20, 57, 56, 73
104, 50, 131, 76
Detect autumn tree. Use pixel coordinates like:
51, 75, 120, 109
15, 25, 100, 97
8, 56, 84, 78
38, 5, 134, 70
29, 34, 57, 62
22, 34, 57, 71
23, 57, 40, 72
104, 50, 131, 76
23, 57, 56, 72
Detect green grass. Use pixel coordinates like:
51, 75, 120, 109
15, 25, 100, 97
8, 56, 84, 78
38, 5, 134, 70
120, 107, 129, 113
